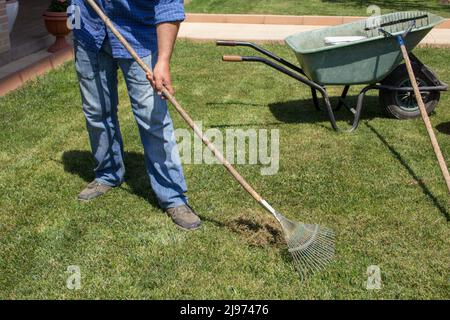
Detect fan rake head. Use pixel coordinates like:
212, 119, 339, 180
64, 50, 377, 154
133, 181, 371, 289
277, 213, 335, 280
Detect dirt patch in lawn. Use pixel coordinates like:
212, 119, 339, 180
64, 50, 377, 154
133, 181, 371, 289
227, 211, 284, 248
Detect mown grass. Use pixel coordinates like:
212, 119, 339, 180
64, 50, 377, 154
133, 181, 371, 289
0, 42, 449, 299
186, 0, 450, 18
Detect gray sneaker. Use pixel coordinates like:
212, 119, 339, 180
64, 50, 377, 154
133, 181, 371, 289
166, 205, 202, 231
77, 180, 113, 201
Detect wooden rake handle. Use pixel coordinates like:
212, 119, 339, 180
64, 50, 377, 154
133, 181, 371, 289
84, 0, 264, 202
398, 37, 450, 193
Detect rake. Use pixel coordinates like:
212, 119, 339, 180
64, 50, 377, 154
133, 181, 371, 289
85, 0, 335, 279
370, 13, 450, 193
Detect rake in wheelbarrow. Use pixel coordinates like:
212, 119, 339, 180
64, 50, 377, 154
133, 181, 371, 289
218, 11, 448, 132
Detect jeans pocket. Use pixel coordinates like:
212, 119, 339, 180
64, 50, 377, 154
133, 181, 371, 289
75, 44, 99, 80
124, 53, 155, 85
128, 63, 151, 85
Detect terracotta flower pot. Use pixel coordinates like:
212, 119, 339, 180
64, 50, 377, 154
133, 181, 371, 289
43, 11, 71, 53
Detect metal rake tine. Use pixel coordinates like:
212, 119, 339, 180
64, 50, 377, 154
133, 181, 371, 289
307, 242, 334, 260
309, 249, 334, 268
305, 252, 326, 274
303, 248, 328, 271
306, 240, 334, 265
295, 250, 316, 277
300, 247, 323, 271
292, 251, 308, 279
287, 224, 335, 278
290, 243, 313, 273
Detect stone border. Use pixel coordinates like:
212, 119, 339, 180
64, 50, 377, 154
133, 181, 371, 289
0, 46, 74, 96
185, 13, 450, 29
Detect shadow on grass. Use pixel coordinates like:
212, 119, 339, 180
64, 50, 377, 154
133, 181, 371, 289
268, 95, 382, 125
365, 122, 450, 221
206, 95, 383, 129
61, 150, 160, 209
436, 121, 450, 135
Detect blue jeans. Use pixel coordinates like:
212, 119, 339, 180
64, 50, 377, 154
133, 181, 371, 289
74, 38, 188, 209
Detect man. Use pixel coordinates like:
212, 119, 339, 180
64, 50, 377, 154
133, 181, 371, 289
71, 0, 201, 230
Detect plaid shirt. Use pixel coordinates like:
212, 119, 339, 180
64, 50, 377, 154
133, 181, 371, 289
71, 0, 185, 58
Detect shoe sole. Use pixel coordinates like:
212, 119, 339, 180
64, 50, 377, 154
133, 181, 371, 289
77, 193, 105, 202
172, 220, 202, 231
77, 188, 114, 202
77, 183, 118, 202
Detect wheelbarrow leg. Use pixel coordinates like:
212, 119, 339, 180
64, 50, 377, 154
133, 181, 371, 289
335, 85, 351, 111
314, 86, 350, 113
311, 88, 321, 111
320, 85, 379, 132
349, 85, 378, 131
318, 90, 340, 131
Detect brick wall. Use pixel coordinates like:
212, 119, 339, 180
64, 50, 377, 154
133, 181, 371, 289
0, 0, 11, 55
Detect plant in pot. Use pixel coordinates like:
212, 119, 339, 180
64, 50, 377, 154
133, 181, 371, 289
43, 0, 71, 53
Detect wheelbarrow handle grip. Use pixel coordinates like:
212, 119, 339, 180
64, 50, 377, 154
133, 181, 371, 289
216, 40, 238, 46
222, 55, 243, 62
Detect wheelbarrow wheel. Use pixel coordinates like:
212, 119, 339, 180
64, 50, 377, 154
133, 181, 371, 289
379, 63, 440, 120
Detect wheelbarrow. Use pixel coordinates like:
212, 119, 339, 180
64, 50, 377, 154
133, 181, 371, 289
217, 11, 448, 131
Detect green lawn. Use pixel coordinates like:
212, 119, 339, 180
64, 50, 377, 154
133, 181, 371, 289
0, 42, 449, 299
186, 0, 450, 18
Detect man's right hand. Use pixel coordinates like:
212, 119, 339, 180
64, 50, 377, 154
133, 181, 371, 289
146, 60, 174, 100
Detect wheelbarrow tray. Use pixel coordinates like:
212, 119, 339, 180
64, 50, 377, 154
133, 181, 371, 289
285, 11, 444, 85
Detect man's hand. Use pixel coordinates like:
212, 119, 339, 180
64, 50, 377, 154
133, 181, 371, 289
147, 21, 181, 99
147, 61, 174, 98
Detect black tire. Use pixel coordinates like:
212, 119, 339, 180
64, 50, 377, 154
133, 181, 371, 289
379, 63, 440, 120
